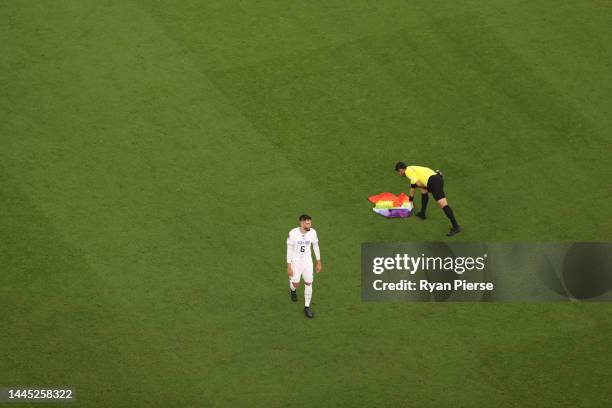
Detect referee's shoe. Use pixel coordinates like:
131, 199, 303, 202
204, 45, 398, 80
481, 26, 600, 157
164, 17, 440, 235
447, 226, 462, 237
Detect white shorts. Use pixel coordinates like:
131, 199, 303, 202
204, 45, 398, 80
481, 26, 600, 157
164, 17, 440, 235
291, 261, 313, 283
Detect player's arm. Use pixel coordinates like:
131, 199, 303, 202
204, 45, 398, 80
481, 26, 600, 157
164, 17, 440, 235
409, 184, 417, 202
406, 167, 427, 199
286, 236, 294, 277
312, 234, 322, 273
405, 169, 418, 202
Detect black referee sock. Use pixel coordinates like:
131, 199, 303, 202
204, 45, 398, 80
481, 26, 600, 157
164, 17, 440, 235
420, 193, 429, 215
442, 205, 459, 229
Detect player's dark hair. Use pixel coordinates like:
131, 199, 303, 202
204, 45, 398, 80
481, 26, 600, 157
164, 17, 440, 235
394, 161, 407, 171
299, 214, 312, 222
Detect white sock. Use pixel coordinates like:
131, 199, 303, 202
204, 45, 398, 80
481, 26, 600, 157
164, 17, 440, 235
304, 284, 312, 307
289, 280, 296, 291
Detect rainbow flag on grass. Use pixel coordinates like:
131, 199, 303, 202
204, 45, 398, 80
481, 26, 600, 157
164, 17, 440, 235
368, 192, 413, 218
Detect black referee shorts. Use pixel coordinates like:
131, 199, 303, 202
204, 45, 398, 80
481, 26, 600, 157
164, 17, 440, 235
426, 174, 445, 201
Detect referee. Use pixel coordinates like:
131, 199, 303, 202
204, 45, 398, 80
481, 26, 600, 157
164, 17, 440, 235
395, 162, 462, 236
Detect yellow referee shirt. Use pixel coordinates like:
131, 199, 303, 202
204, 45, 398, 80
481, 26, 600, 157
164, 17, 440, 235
405, 165, 436, 186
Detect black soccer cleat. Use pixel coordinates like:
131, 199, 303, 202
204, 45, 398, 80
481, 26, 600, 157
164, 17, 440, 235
446, 226, 462, 237
290, 290, 297, 302
304, 307, 314, 318
415, 212, 427, 220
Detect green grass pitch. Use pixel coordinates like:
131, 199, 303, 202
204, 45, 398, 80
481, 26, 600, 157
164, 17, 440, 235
1, 1, 611, 406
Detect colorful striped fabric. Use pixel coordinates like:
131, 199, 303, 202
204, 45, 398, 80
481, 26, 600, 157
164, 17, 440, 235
368, 192, 414, 218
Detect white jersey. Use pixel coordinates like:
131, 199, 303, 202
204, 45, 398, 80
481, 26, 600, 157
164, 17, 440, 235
286, 227, 319, 264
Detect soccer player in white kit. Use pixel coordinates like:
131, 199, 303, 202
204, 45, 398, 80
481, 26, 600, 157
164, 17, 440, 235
287, 214, 322, 318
